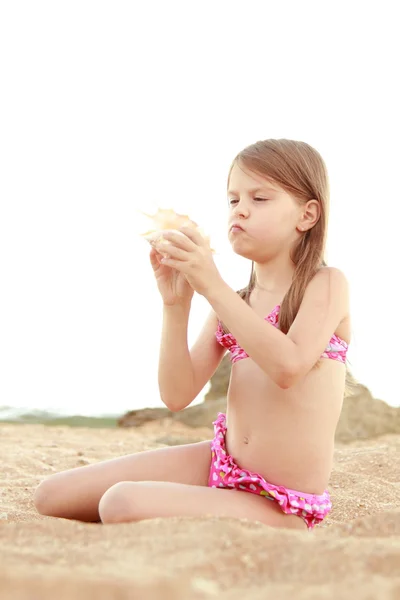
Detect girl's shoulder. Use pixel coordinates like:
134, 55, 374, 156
312, 266, 350, 306
296, 265, 351, 337
317, 267, 351, 342
315, 265, 349, 283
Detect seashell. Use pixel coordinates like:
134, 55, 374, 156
140, 208, 214, 251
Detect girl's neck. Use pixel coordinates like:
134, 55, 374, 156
253, 255, 295, 294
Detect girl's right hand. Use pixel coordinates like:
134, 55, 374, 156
149, 246, 194, 307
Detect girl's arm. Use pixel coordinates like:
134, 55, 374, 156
204, 267, 349, 389
158, 306, 225, 411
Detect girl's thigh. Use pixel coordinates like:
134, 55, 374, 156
99, 480, 307, 531
34, 440, 212, 522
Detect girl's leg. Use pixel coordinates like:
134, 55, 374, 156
33, 440, 212, 522
98, 481, 307, 530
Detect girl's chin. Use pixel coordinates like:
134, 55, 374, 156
230, 244, 255, 261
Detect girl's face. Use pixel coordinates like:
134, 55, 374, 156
227, 163, 303, 262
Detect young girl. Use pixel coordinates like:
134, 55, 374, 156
34, 139, 350, 531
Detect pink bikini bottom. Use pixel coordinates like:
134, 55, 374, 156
208, 413, 332, 529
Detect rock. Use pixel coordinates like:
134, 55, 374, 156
118, 408, 171, 427
204, 355, 231, 402
118, 398, 226, 430
336, 383, 400, 442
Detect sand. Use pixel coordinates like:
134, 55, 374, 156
1, 421, 399, 599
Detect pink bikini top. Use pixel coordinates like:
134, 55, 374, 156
215, 305, 348, 364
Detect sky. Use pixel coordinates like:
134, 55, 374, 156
1, 1, 399, 417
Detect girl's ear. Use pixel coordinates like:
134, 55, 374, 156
297, 200, 320, 232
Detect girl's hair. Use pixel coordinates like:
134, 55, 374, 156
226, 138, 355, 395
231, 139, 328, 333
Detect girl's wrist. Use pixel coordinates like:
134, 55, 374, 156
202, 276, 228, 303
162, 300, 192, 314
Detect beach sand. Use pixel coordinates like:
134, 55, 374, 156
1, 421, 399, 599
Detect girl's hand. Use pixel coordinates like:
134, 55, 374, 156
149, 246, 194, 307
152, 228, 223, 297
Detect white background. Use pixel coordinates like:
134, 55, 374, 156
1, 1, 399, 416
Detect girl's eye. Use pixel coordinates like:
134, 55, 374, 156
228, 197, 269, 205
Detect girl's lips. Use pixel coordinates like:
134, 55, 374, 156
230, 225, 244, 232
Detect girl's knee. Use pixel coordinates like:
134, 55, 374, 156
98, 481, 135, 524
33, 476, 62, 516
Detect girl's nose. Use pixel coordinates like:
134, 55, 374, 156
233, 204, 249, 218
233, 202, 249, 218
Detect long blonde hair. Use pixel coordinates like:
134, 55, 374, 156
226, 139, 354, 393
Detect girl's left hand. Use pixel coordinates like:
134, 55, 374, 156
151, 227, 223, 297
